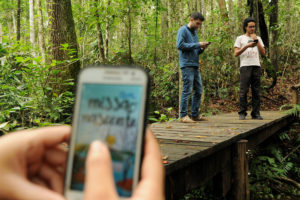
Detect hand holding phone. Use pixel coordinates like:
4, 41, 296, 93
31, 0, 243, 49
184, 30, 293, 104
84, 129, 165, 200
65, 66, 149, 199
200, 42, 211, 49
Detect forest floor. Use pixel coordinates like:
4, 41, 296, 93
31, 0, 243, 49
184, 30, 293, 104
207, 69, 299, 115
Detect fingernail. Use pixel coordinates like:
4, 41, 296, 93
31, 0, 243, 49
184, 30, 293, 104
90, 140, 105, 153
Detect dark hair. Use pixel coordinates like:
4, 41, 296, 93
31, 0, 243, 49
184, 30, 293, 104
243, 17, 256, 33
190, 12, 205, 21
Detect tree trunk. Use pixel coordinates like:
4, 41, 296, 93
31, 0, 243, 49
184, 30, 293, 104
218, 0, 228, 19
257, 1, 268, 49
0, 24, 2, 43
201, 0, 206, 16
47, 0, 80, 91
127, 0, 133, 63
37, 0, 46, 62
154, 0, 159, 66
94, 0, 105, 63
29, 0, 35, 47
104, 0, 111, 59
17, 0, 21, 41
12, 10, 17, 37
268, 0, 279, 90
179, 0, 184, 26
211, 0, 214, 23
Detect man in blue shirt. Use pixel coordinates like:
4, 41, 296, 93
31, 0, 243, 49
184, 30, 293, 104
177, 12, 209, 123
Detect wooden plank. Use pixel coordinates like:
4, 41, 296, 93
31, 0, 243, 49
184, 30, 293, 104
159, 111, 295, 200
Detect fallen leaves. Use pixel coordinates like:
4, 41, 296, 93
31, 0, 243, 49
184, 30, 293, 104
162, 155, 169, 164
195, 135, 208, 138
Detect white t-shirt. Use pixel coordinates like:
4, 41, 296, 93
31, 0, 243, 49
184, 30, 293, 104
234, 35, 265, 67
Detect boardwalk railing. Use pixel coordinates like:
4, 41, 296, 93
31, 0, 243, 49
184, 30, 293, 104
291, 83, 300, 104
151, 111, 298, 200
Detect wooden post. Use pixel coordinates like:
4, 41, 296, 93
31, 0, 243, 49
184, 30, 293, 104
232, 140, 250, 200
291, 83, 300, 104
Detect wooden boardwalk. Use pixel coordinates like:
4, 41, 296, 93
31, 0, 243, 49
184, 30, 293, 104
150, 111, 297, 200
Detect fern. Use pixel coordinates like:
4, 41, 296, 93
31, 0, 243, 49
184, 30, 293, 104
280, 104, 300, 117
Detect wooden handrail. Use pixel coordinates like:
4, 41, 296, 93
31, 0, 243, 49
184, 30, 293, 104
290, 83, 300, 104
291, 83, 300, 90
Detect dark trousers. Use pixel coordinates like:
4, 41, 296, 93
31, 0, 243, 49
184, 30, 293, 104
239, 66, 261, 116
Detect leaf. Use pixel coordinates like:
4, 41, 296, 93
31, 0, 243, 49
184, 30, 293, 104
195, 136, 207, 138
165, 125, 172, 129
0, 122, 8, 129
162, 155, 168, 160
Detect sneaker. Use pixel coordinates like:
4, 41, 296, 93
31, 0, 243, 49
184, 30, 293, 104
191, 115, 208, 121
180, 115, 196, 123
252, 115, 263, 120
239, 114, 246, 120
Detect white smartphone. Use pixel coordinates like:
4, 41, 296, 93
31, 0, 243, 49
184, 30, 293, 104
64, 66, 149, 199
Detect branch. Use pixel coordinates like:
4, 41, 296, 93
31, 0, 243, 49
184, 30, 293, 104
283, 145, 300, 161
278, 176, 300, 190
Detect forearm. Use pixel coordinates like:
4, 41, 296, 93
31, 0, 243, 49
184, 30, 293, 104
234, 45, 249, 57
257, 42, 266, 56
177, 41, 201, 50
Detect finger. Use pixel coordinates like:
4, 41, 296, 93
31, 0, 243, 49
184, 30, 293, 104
28, 147, 67, 177
31, 176, 49, 188
2, 174, 65, 200
29, 126, 71, 148
132, 129, 165, 200
39, 163, 64, 194
84, 141, 118, 200
45, 146, 68, 166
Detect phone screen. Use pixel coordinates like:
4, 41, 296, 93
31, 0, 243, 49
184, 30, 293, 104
70, 83, 143, 197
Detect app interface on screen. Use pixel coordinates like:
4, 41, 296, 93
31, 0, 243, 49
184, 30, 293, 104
70, 83, 142, 197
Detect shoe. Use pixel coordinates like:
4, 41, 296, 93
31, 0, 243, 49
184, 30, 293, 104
252, 115, 263, 120
191, 115, 208, 121
239, 114, 246, 120
180, 115, 196, 123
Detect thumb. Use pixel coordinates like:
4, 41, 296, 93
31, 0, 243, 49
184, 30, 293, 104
84, 141, 118, 200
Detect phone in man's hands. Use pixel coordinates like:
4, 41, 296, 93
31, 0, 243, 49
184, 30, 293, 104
64, 66, 149, 199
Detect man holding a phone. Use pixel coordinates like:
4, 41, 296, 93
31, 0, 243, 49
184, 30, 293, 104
176, 12, 210, 123
234, 18, 266, 120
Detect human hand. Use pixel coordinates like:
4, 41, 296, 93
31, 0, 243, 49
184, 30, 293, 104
84, 128, 165, 200
247, 42, 257, 48
250, 34, 258, 40
200, 42, 210, 49
0, 126, 70, 200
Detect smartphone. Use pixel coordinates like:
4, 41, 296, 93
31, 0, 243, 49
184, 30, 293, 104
64, 66, 149, 199
254, 39, 258, 43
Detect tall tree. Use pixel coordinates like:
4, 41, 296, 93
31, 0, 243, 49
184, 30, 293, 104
94, 0, 105, 63
104, 0, 111, 59
218, 0, 228, 19
16, 0, 21, 41
0, 23, 2, 43
126, 0, 133, 63
268, 0, 279, 89
47, 0, 80, 89
29, 0, 35, 47
37, 0, 46, 62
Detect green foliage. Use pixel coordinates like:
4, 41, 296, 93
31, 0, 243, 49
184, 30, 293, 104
148, 107, 174, 123
0, 42, 74, 132
280, 104, 300, 117
183, 184, 227, 200
249, 124, 300, 200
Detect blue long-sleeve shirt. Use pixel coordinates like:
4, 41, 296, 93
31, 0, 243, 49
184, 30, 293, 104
176, 25, 204, 68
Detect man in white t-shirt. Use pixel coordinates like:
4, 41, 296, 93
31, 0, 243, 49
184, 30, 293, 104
234, 18, 266, 120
